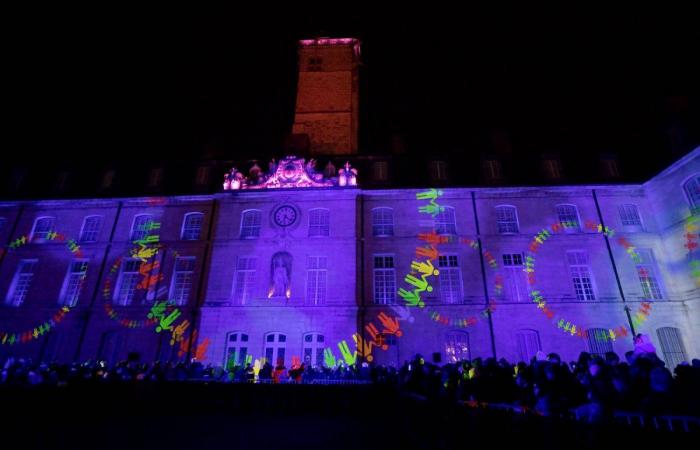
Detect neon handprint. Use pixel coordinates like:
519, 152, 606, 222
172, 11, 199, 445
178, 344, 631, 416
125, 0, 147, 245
323, 348, 337, 368
337, 340, 357, 365
418, 230, 449, 245
353, 333, 374, 362
415, 245, 439, 260
377, 312, 402, 337
418, 203, 445, 218
398, 288, 424, 307
390, 304, 415, 322
410, 259, 439, 276
169, 320, 190, 346
156, 309, 181, 333
405, 274, 433, 292
365, 323, 388, 350
147, 301, 168, 320
194, 337, 210, 361
416, 188, 443, 201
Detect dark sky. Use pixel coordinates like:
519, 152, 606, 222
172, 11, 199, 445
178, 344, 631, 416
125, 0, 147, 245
4, 5, 699, 179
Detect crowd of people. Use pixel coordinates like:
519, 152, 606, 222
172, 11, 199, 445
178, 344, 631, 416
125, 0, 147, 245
2, 342, 698, 421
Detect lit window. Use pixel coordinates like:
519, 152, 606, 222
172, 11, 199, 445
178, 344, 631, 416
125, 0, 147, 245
587, 328, 613, 356
80, 216, 102, 242
516, 330, 541, 362
556, 204, 580, 231
373, 255, 396, 305
181, 213, 204, 240
148, 168, 163, 188
115, 258, 141, 306
483, 159, 502, 181
683, 175, 700, 210
657, 327, 688, 369
635, 249, 663, 300
430, 160, 448, 181
438, 255, 463, 304
373, 161, 388, 182
306, 256, 327, 306
170, 257, 196, 306
232, 257, 256, 305
31, 217, 56, 241
495, 206, 519, 234
618, 204, 642, 227
444, 331, 470, 363
303, 333, 325, 367
308, 209, 330, 237
502, 253, 523, 267
60, 260, 88, 306
372, 208, 394, 237
225, 332, 249, 369
131, 215, 154, 241
264, 333, 287, 366
543, 158, 563, 180
6, 259, 37, 306
435, 206, 457, 235
567, 251, 596, 301
240, 210, 262, 239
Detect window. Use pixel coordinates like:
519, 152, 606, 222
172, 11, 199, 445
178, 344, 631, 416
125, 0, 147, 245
131, 215, 154, 241
170, 257, 196, 306
657, 327, 688, 369
225, 332, 249, 369
148, 168, 163, 188
306, 256, 327, 305
264, 333, 287, 366
232, 257, 256, 304
373, 161, 388, 182
373, 255, 396, 305
567, 251, 596, 301
483, 159, 502, 181
438, 255, 463, 304
6, 259, 37, 306
587, 328, 613, 356
600, 157, 620, 179
308, 209, 330, 237
503, 253, 527, 302
79, 216, 102, 242
31, 217, 56, 241
495, 206, 519, 234
543, 158, 563, 180
115, 258, 141, 306
516, 330, 541, 363
430, 160, 448, 181
303, 333, 325, 367
435, 206, 457, 235
195, 166, 210, 186
372, 207, 394, 237
683, 175, 700, 210
556, 204, 581, 231
444, 331, 470, 363
181, 213, 204, 240
101, 170, 115, 189
618, 204, 642, 227
240, 210, 262, 239
635, 249, 663, 300
60, 260, 88, 306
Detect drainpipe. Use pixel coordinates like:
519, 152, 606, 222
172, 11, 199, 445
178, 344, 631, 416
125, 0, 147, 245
471, 191, 497, 358
592, 189, 636, 336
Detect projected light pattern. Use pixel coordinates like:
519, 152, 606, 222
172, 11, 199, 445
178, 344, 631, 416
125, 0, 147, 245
686, 213, 700, 286
1, 232, 81, 345
527, 220, 651, 341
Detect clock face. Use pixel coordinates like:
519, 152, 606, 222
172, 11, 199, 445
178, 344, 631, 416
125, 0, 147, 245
274, 205, 297, 227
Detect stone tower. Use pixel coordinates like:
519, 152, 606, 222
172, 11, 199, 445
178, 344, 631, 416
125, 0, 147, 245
292, 38, 360, 155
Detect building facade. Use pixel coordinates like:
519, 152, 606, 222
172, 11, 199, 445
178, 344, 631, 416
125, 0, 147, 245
0, 148, 698, 368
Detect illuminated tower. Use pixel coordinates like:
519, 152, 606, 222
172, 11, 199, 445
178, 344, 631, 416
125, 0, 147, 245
292, 38, 361, 155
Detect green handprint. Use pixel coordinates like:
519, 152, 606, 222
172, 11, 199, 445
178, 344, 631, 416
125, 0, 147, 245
337, 340, 357, 365
323, 348, 337, 368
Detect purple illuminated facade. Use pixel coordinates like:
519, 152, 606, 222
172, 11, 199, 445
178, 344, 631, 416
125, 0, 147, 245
0, 147, 698, 368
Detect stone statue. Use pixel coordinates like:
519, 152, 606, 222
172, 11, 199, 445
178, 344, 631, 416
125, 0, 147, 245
270, 252, 292, 298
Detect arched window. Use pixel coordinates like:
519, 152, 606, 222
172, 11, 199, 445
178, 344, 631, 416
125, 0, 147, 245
657, 327, 688, 369
516, 329, 541, 363
181, 212, 204, 240
31, 216, 56, 241
240, 210, 262, 238
555, 204, 581, 231
435, 206, 457, 235
225, 332, 249, 369
264, 333, 287, 367
130, 214, 154, 241
444, 331, 470, 363
372, 207, 394, 237
586, 328, 613, 356
495, 205, 519, 234
80, 215, 102, 242
303, 332, 325, 367
683, 175, 700, 210
308, 208, 330, 237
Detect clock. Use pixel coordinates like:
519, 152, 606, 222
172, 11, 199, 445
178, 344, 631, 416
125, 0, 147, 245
273, 205, 297, 227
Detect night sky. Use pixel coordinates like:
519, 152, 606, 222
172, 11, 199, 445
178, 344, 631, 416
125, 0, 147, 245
5, 5, 699, 180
